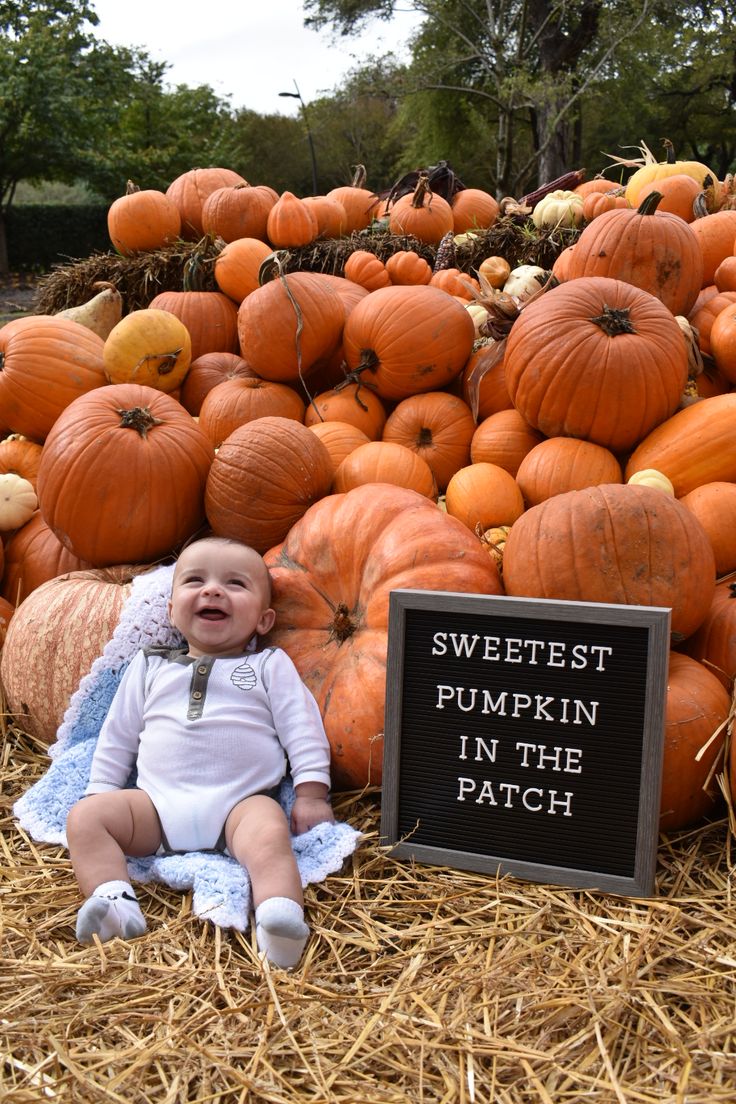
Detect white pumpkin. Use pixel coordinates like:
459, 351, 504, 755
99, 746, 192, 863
627, 469, 676, 496
503, 264, 548, 303
0, 472, 37, 531
531, 189, 584, 230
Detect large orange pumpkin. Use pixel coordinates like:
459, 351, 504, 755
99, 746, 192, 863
561, 194, 703, 316
382, 391, 476, 491
264, 483, 504, 789
201, 183, 277, 243
0, 510, 91, 607
107, 181, 181, 255
688, 210, 736, 286
342, 285, 475, 401
0, 316, 106, 442
502, 483, 715, 641
37, 385, 214, 567
504, 277, 688, 452
660, 652, 731, 831
198, 377, 306, 448
0, 565, 144, 743
205, 416, 333, 553
333, 440, 437, 498
388, 176, 454, 244
165, 167, 247, 240
213, 237, 274, 304
444, 461, 525, 533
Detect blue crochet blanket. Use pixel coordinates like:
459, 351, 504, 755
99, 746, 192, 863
13, 563, 361, 931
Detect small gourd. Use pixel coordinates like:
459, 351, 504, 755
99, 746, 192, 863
531, 189, 585, 230
0, 472, 38, 531
503, 264, 548, 303
627, 469, 675, 496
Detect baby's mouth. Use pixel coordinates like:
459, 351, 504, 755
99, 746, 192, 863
198, 608, 227, 621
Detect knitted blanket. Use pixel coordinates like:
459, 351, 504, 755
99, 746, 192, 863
13, 564, 361, 931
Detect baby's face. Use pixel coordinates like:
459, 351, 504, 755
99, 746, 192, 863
168, 541, 275, 657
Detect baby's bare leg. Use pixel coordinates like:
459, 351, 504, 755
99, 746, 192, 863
66, 791, 162, 944
226, 795, 308, 968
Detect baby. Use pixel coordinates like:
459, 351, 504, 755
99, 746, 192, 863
66, 536, 334, 968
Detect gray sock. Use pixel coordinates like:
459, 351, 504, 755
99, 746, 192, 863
255, 896, 309, 968
76, 879, 147, 944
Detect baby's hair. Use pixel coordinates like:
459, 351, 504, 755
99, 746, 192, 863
174, 535, 273, 605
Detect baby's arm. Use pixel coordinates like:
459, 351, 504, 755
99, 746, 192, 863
291, 779, 334, 834
86, 651, 148, 794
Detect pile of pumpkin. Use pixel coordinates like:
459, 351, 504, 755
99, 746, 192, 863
1, 152, 736, 830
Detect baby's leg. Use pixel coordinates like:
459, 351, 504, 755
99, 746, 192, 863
225, 795, 308, 968
66, 790, 162, 944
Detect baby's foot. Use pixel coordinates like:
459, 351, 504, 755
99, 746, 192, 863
255, 896, 309, 968
76, 880, 147, 944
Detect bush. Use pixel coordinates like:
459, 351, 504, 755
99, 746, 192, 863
7, 205, 109, 272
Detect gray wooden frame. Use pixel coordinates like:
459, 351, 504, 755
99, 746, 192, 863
381, 590, 671, 897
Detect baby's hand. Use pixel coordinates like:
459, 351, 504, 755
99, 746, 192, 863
291, 795, 335, 835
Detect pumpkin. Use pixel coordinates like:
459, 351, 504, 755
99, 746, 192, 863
451, 188, 499, 233
0, 565, 143, 743
531, 189, 584, 230
461, 341, 513, 420
687, 289, 736, 356
266, 191, 318, 249
37, 384, 214, 567
0, 510, 91, 607
688, 210, 736, 286
388, 176, 454, 245
326, 165, 379, 233
0, 316, 106, 442
624, 146, 718, 208
516, 438, 623, 506
627, 468, 675, 496
709, 303, 736, 381
469, 409, 544, 477
581, 189, 628, 221
625, 393, 736, 496
561, 193, 703, 316
384, 250, 432, 286
679, 482, 736, 575
503, 264, 548, 303
165, 167, 247, 240
198, 377, 306, 448
382, 391, 476, 492
429, 268, 480, 300
0, 473, 37, 533
660, 652, 730, 831
333, 440, 437, 498
303, 382, 387, 440
103, 308, 192, 393
236, 271, 345, 384
714, 256, 736, 293
213, 237, 275, 304
635, 174, 701, 223
502, 483, 716, 641
0, 595, 13, 650
342, 285, 475, 401
0, 434, 43, 489
551, 244, 576, 282
504, 277, 688, 452
107, 180, 181, 255
343, 250, 391, 292
574, 177, 624, 198
201, 183, 277, 243
205, 416, 333, 553
302, 195, 348, 239
682, 577, 736, 690
307, 420, 371, 478
264, 483, 504, 789
148, 287, 238, 364
179, 351, 258, 416
445, 461, 525, 533
476, 256, 511, 288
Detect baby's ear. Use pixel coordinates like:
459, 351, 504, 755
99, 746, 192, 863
258, 607, 276, 635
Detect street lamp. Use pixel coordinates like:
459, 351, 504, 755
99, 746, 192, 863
278, 80, 319, 195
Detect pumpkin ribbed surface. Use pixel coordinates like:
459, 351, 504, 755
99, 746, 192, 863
504, 277, 688, 452
0, 510, 91, 606
205, 416, 334, 553
36, 384, 214, 567
264, 483, 503, 790
502, 483, 715, 641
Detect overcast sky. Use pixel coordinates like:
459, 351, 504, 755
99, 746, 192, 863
90, 0, 423, 116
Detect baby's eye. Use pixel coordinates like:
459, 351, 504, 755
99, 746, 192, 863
228, 578, 248, 588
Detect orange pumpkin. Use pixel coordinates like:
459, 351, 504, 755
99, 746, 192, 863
385, 250, 432, 286
469, 409, 544, 477
342, 285, 475, 401
333, 440, 437, 498
688, 289, 736, 356
148, 288, 239, 364
382, 391, 476, 491
429, 267, 480, 300
0, 434, 43, 490
303, 382, 387, 440
264, 483, 503, 789
581, 189, 628, 221
714, 255, 736, 293
0, 566, 142, 743
326, 165, 379, 233
635, 174, 701, 223
688, 210, 736, 285
179, 351, 258, 416
504, 276, 688, 452
37, 385, 214, 567
681, 577, 736, 690
266, 191, 318, 248
302, 195, 348, 239
516, 437, 623, 506
0, 316, 106, 442
0, 595, 13, 650
0, 510, 91, 606
343, 250, 391, 291
198, 377, 306, 448
451, 188, 499, 233
307, 420, 371, 478
679, 482, 736, 574
388, 176, 454, 245
709, 303, 736, 381
166, 167, 247, 240
660, 652, 730, 831
562, 193, 703, 315
205, 416, 333, 553
574, 177, 624, 198
502, 483, 715, 641
201, 183, 277, 243
213, 237, 274, 304
445, 461, 525, 532
107, 181, 181, 255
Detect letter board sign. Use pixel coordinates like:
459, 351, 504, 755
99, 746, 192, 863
381, 591, 671, 896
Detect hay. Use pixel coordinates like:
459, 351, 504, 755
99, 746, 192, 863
2, 713, 735, 1104
33, 221, 578, 317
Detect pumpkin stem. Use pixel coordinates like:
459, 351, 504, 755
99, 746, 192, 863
134, 350, 183, 377
590, 305, 637, 336
332, 372, 374, 413
116, 406, 164, 437
125, 180, 141, 194
417, 426, 433, 447
350, 164, 368, 189
662, 138, 676, 164
636, 191, 663, 215
410, 172, 432, 210
330, 602, 356, 643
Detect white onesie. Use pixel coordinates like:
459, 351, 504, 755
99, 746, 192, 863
85, 645, 331, 853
